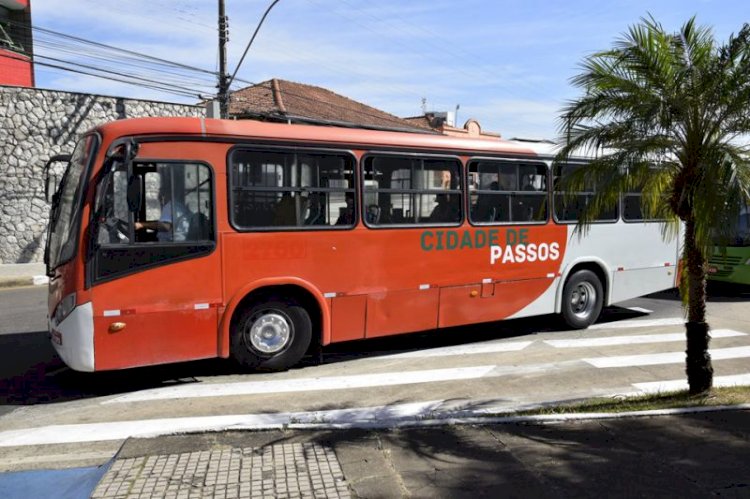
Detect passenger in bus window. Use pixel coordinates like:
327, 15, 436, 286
336, 193, 354, 225
304, 193, 326, 225
430, 193, 459, 223
273, 192, 297, 226
366, 204, 381, 224
440, 170, 452, 189
473, 181, 499, 222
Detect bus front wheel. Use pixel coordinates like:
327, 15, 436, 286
231, 299, 312, 371
561, 270, 603, 329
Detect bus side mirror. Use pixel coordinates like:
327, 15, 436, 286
126, 177, 142, 212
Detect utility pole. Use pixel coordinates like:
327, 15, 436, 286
217, 0, 229, 118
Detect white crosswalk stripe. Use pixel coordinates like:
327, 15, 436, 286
589, 317, 684, 330
626, 307, 653, 314
545, 329, 745, 348
0, 401, 447, 447
584, 346, 750, 368
378, 340, 533, 359
103, 365, 496, 404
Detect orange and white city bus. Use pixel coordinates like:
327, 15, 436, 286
44, 117, 679, 372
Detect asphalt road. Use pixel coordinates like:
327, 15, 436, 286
0, 286, 47, 335
0, 283, 748, 472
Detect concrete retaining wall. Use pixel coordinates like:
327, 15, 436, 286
0, 86, 204, 264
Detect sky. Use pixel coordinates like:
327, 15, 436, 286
28, 0, 749, 140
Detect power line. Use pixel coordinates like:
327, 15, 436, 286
32, 53, 210, 97
5, 19, 218, 76
31, 36, 218, 89
2, 17, 433, 129
3, 51, 202, 99
4, 18, 222, 98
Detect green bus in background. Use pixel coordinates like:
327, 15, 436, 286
708, 204, 750, 285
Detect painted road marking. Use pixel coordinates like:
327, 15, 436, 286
584, 346, 750, 368
626, 307, 653, 314
103, 365, 496, 404
0, 401, 447, 447
632, 373, 750, 394
590, 317, 684, 330
545, 329, 746, 348
0, 450, 117, 468
381, 340, 533, 359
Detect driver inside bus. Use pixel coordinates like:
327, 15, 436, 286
135, 186, 188, 242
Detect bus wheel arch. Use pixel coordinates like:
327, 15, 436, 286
224, 283, 325, 370
559, 262, 608, 329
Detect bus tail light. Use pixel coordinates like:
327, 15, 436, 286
54, 292, 77, 323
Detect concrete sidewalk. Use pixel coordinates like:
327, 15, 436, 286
0, 263, 47, 288
86, 408, 750, 499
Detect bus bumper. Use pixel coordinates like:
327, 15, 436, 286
49, 302, 95, 372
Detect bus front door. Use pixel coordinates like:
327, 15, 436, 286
89, 159, 220, 370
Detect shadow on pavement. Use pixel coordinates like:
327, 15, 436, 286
112, 409, 750, 499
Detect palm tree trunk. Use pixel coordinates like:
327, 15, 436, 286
684, 217, 713, 394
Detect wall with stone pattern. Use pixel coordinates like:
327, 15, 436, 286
0, 86, 204, 264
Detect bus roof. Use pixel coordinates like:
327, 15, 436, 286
95, 117, 553, 158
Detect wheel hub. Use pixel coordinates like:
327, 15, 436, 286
571, 282, 596, 318
247, 312, 291, 354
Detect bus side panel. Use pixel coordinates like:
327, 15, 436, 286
94, 307, 218, 370
708, 246, 750, 285
331, 295, 366, 342
610, 267, 676, 304
438, 278, 553, 328
365, 288, 439, 338
221, 224, 567, 345
506, 276, 561, 320
597, 222, 678, 304
92, 256, 222, 370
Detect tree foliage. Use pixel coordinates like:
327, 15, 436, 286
556, 16, 750, 393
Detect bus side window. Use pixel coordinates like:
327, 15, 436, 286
469, 160, 547, 224
363, 155, 463, 227
229, 149, 355, 230
129, 162, 214, 243
553, 163, 618, 223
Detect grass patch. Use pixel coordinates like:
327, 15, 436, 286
514, 386, 750, 416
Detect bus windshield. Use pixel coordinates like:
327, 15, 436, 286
722, 205, 750, 247
45, 134, 99, 273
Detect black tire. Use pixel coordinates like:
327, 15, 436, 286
561, 270, 603, 329
231, 299, 312, 371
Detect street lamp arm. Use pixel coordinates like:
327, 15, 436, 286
227, 0, 282, 91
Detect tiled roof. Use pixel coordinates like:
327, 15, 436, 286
401, 116, 435, 129
228, 79, 432, 132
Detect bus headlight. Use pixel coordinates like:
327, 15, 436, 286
54, 292, 77, 324
745, 258, 750, 265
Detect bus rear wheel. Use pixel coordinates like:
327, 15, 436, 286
231, 299, 312, 371
561, 270, 603, 329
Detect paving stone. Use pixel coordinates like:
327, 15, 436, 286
91, 442, 350, 499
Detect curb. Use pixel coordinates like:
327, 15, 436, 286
0, 275, 48, 289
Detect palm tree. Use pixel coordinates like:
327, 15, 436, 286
556, 16, 750, 394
